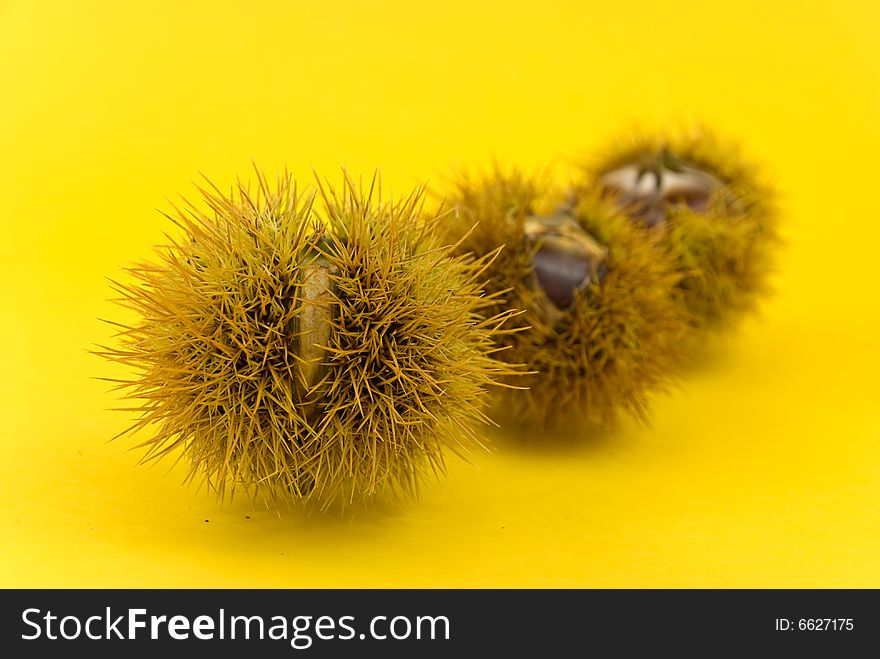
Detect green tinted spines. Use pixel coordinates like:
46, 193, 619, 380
581, 127, 780, 333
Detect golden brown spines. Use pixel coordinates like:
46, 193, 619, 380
99, 171, 519, 509
440, 168, 685, 431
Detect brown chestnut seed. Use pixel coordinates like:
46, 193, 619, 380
532, 237, 590, 309
599, 149, 721, 227
524, 209, 608, 312
297, 255, 336, 418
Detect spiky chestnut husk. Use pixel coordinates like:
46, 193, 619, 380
440, 168, 685, 431
581, 128, 779, 333
99, 171, 518, 509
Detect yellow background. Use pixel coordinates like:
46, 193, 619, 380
2, 0, 878, 588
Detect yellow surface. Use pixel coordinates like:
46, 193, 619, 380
2, 0, 879, 588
